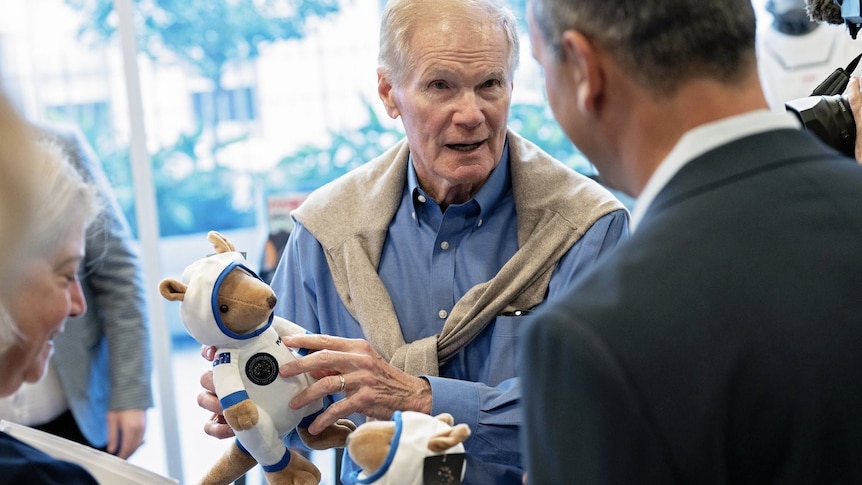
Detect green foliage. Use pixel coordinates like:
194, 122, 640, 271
267, 100, 404, 193
149, 125, 257, 236
508, 103, 595, 175
69, 122, 257, 237
65, 0, 341, 80
58, 0, 612, 236
61, 0, 345, 236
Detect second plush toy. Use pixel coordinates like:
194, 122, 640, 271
345, 411, 471, 485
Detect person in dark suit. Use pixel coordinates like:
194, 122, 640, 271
519, 0, 862, 483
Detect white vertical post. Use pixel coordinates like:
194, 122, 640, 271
112, 0, 184, 481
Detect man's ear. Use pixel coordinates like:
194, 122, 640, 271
377, 69, 401, 119
560, 30, 603, 114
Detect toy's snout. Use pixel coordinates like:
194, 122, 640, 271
214, 269, 281, 335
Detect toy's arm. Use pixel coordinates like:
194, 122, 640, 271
272, 315, 312, 338
273, 316, 318, 359
213, 349, 259, 431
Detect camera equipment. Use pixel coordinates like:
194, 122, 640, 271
784, 51, 861, 157
805, 0, 862, 38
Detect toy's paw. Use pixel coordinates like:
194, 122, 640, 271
224, 400, 259, 431
263, 449, 321, 485
297, 419, 357, 450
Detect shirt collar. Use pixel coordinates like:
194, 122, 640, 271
630, 109, 801, 231
407, 137, 511, 222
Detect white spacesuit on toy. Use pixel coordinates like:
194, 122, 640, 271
178, 250, 322, 471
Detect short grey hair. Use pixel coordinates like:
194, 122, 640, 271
529, 0, 758, 97
378, 0, 520, 87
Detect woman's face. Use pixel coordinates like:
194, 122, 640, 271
0, 225, 87, 397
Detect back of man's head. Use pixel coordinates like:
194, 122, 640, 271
529, 0, 758, 98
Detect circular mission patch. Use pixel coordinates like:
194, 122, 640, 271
245, 352, 279, 386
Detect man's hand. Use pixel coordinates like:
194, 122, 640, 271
280, 334, 432, 435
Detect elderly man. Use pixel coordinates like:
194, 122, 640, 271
520, 0, 862, 483
200, 0, 628, 483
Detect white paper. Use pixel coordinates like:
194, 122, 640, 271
0, 420, 178, 484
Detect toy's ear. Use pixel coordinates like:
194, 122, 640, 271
427, 423, 471, 453
159, 278, 187, 302
434, 413, 455, 426
207, 230, 236, 254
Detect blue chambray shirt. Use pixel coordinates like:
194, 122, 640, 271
271, 140, 630, 484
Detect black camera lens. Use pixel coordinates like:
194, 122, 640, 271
785, 94, 856, 158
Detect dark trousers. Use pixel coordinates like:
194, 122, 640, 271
33, 410, 106, 452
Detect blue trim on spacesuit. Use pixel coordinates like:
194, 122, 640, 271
353, 411, 404, 484
220, 390, 250, 409
295, 330, 316, 356
298, 413, 317, 429
211, 262, 274, 340
298, 394, 335, 428
235, 438, 251, 456
233, 428, 293, 472
261, 448, 292, 472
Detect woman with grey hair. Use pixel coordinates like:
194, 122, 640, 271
0, 129, 101, 483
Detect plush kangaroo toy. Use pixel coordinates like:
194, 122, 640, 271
159, 231, 355, 485
345, 411, 471, 485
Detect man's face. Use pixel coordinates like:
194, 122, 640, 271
378, 14, 513, 202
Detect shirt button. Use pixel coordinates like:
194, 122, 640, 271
418, 195, 427, 203
411, 211, 416, 220
477, 219, 483, 227
438, 309, 448, 319
440, 241, 449, 250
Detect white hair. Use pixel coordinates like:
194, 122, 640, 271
378, 0, 520, 87
0, 140, 100, 354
